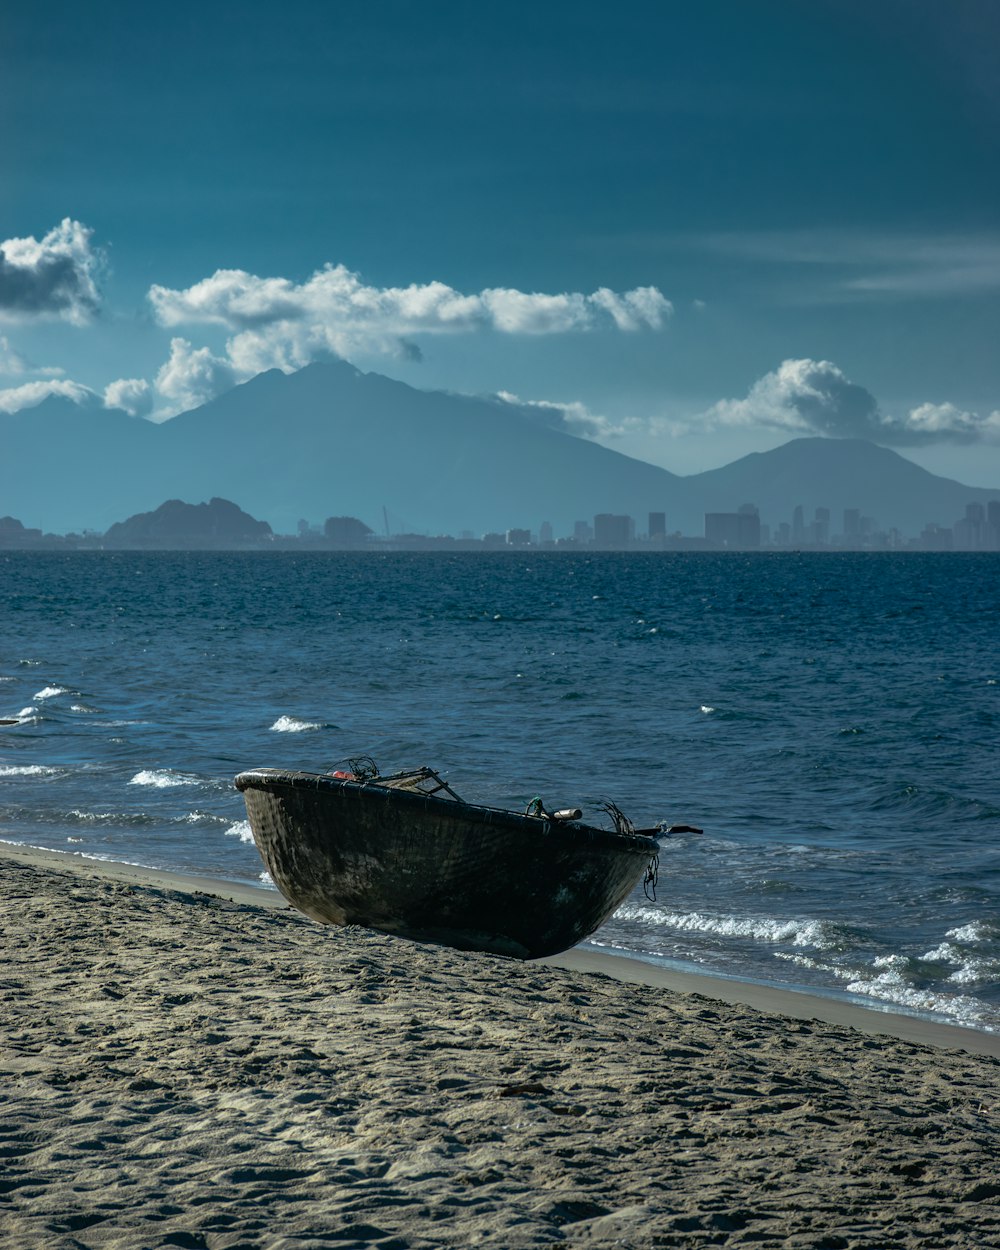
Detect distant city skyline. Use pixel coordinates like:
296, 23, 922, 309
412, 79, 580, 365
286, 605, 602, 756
4, 491, 998, 553
2, 0, 999, 492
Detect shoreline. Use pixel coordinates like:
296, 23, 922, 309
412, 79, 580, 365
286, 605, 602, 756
5, 841, 998, 1059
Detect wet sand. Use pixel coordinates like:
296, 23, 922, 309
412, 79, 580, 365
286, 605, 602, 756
2, 843, 999, 1248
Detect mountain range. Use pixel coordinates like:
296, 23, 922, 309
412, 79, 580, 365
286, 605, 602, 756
2, 359, 996, 537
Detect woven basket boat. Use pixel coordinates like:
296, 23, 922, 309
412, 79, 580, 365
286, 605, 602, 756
234, 767, 658, 959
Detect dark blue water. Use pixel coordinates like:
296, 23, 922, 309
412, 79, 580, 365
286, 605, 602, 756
2, 551, 999, 1031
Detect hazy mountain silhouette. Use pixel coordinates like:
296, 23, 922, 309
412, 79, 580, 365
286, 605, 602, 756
1, 361, 996, 536
688, 438, 993, 536
103, 497, 272, 547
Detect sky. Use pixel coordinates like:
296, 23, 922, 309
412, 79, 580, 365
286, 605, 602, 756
2, 0, 1000, 484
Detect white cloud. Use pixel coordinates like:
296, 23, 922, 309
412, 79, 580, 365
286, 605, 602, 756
153, 337, 240, 417
0, 219, 102, 324
0, 378, 98, 413
104, 377, 154, 418
0, 335, 28, 375
706, 359, 880, 437
903, 401, 1000, 442
138, 264, 672, 415
496, 390, 629, 440
693, 229, 1000, 300
704, 358, 1000, 445
148, 263, 671, 368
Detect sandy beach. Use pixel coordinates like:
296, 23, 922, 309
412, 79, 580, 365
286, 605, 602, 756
2, 845, 999, 1249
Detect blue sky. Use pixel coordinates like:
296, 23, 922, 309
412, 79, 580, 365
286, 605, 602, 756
2, 0, 999, 482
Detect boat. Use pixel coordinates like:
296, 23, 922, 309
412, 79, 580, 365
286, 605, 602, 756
234, 763, 661, 959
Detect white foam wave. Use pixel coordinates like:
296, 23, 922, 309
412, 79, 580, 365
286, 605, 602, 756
699, 705, 715, 714
0, 764, 60, 777
922, 941, 965, 964
945, 921, 999, 943
70, 704, 99, 714
948, 960, 1000, 986
270, 715, 324, 733
259, 870, 278, 889
225, 820, 254, 843
34, 685, 72, 700
616, 903, 836, 949
128, 769, 199, 789
844, 968, 989, 1027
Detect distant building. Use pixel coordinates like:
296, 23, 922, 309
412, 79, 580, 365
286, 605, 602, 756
792, 505, 805, 545
539, 521, 554, 545
573, 520, 593, 543
593, 514, 634, 545
648, 511, 666, 540
705, 504, 760, 549
814, 507, 830, 546
843, 509, 861, 541
506, 528, 531, 546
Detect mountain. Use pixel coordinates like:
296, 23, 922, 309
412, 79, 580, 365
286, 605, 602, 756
1, 360, 997, 537
103, 497, 273, 547
686, 438, 992, 536
0, 394, 160, 534
150, 359, 686, 535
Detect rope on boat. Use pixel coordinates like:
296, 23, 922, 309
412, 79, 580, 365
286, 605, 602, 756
643, 852, 659, 902
598, 799, 635, 836
600, 799, 658, 900
344, 755, 380, 781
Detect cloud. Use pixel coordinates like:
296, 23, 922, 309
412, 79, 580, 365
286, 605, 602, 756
103, 377, 154, 418
692, 230, 1000, 300
902, 402, 1000, 443
705, 359, 1000, 445
0, 219, 102, 324
496, 390, 628, 440
0, 378, 99, 413
0, 335, 28, 376
707, 359, 881, 437
148, 263, 671, 370
153, 337, 241, 416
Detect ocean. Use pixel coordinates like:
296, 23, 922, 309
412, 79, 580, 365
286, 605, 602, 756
2, 550, 998, 1033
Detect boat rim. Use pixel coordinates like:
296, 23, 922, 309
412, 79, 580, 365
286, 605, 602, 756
234, 767, 659, 853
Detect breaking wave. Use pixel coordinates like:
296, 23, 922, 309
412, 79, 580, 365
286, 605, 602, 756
270, 715, 326, 733
128, 769, 201, 789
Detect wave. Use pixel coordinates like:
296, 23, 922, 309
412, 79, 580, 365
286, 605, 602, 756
128, 769, 202, 789
0, 763, 61, 777
615, 903, 848, 951
921, 922, 1000, 987
1, 706, 41, 725
945, 920, 1000, 943
224, 820, 254, 843
843, 963, 994, 1030
270, 715, 326, 733
866, 782, 1000, 822
34, 685, 74, 700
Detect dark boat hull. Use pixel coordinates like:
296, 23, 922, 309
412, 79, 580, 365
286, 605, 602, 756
234, 769, 658, 959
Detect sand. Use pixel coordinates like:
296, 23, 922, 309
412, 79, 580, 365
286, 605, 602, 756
1, 845, 998, 1249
